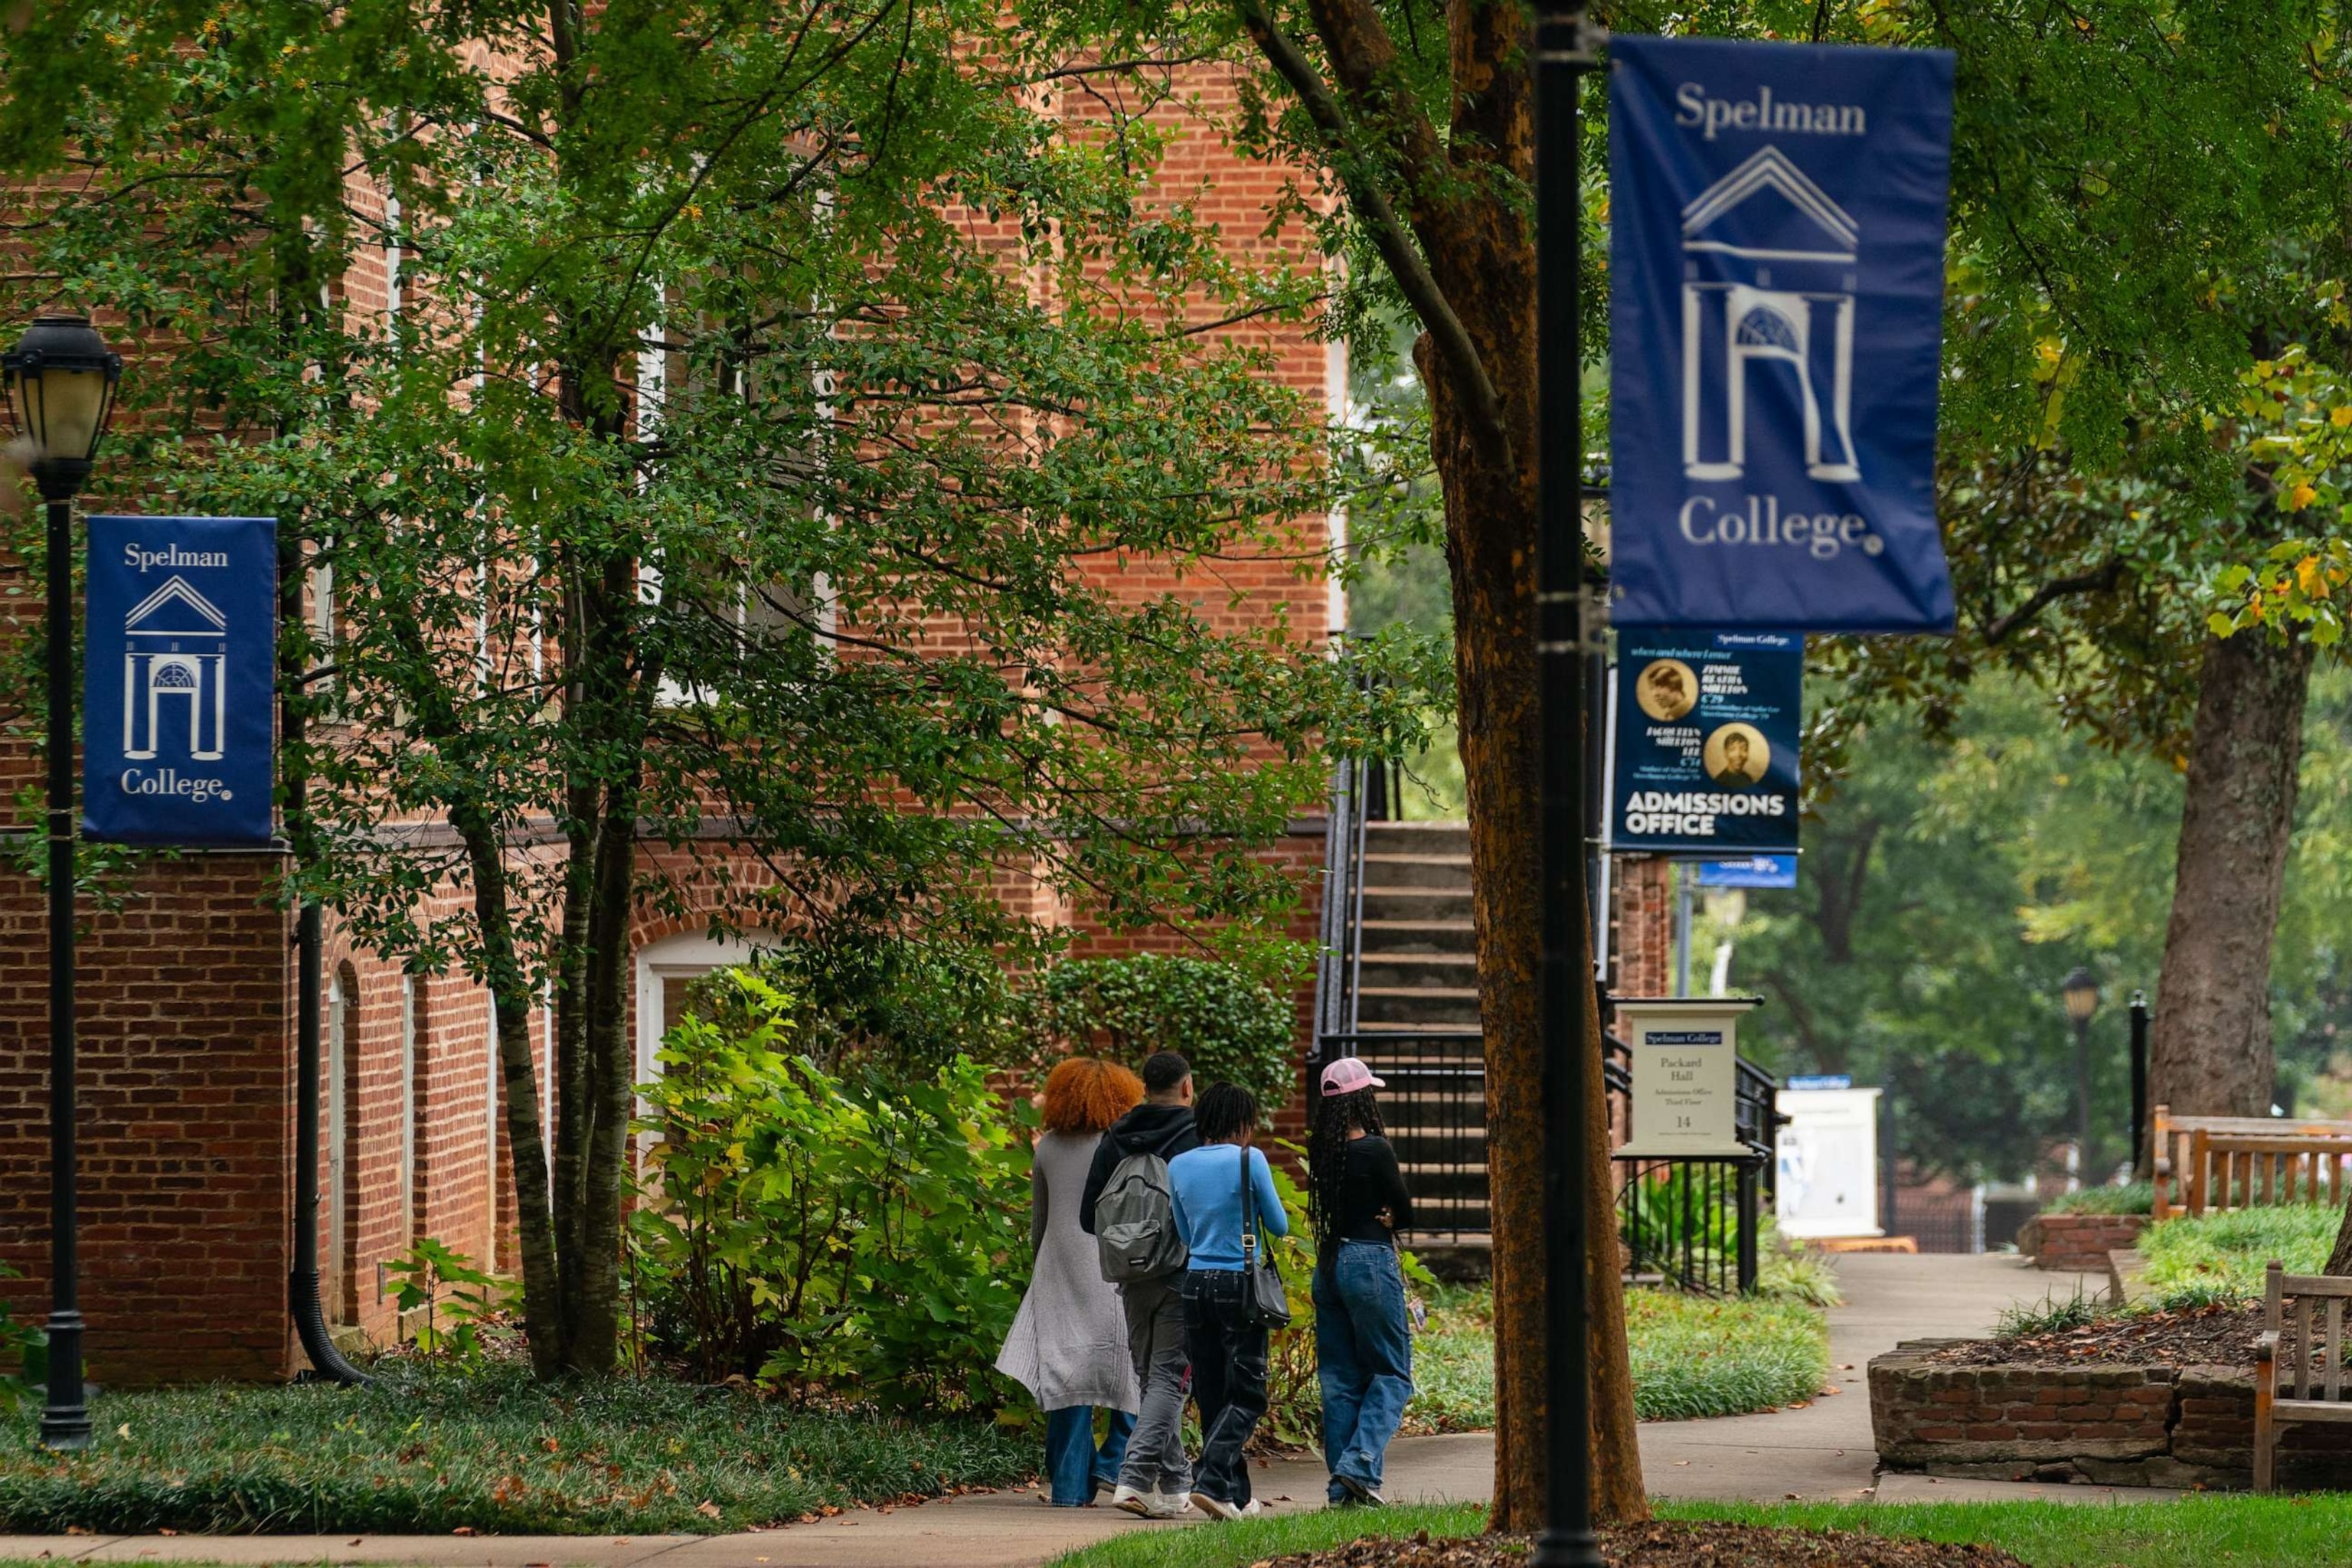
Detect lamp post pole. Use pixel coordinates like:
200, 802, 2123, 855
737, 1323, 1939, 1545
38, 477, 87, 1452
1534, 5, 1602, 1566
2061, 967, 2100, 1190
6, 314, 122, 1453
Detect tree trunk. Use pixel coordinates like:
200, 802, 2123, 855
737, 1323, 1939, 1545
2149, 630, 2311, 1124
1426, 327, 1648, 1530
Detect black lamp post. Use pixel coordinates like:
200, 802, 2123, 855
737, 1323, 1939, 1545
4, 313, 122, 1453
2062, 965, 2100, 1188
1533, 5, 1602, 1566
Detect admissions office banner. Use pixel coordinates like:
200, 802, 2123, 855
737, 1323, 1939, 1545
1612, 629, 1799, 855
1608, 34, 1958, 632
83, 515, 278, 847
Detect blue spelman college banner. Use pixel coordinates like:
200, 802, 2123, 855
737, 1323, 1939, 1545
83, 515, 278, 847
1608, 34, 1958, 632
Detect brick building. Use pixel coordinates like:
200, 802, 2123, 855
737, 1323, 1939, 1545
0, 55, 1678, 1387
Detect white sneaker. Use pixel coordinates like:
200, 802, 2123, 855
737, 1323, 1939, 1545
1237, 1499, 1267, 1517
1111, 1485, 1152, 1518
1191, 1491, 1242, 1521
1146, 1491, 1191, 1519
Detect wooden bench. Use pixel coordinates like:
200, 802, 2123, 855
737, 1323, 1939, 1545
2256, 1262, 2352, 1492
2151, 1106, 2352, 1220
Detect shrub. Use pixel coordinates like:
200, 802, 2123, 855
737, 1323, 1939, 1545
2043, 1181, 2154, 1217
1034, 954, 1295, 1113
1995, 1284, 2101, 1338
629, 968, 1031, 1406
384, 1238, 513, 1361
1625, 1290, 1829, 1420
0, 1263, 39, 1416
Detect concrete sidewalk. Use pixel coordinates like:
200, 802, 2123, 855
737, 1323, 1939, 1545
0, 1255, 2177, 1567
1639, 1252, 2169, 1508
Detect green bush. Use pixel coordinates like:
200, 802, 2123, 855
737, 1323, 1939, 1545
2043, 1181, 2154, 1217
2139, 1204, 2338, 1307
384, 1238, 513, 1361
629, 967, 1031, 1406
1625, 1289, 1830, 1421
0, 1265, 38, 1416
1034, 954, 1296, 1112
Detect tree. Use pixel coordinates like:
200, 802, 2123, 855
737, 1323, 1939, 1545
1630, 0, 2352, 1129
1018, 0, 1645, 1525
0, 0, 1419, 1375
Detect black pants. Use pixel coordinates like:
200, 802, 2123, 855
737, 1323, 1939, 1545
1183, 1269, 1270, 1505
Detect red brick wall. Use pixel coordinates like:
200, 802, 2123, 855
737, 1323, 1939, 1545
1609, 856, 1673, 1001
0, 854, 296, 1385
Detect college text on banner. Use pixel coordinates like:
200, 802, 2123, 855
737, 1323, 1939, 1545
1612, 629, 1799, 854
83, 515, 277, 847
1608, 34, 1957, 632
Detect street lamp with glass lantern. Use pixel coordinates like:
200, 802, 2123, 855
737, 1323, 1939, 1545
2062, 965, 2100, 1190
4, 313, 123, 1452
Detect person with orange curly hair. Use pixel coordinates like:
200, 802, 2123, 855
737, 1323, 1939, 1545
997, 1057, 1146, 1506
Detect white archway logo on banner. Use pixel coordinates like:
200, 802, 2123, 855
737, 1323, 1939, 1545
120, 574, 230, 762
1680, 147, 1861, 484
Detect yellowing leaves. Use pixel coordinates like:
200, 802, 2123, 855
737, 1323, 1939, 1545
2298, 556, 2333, 599
2288, 482, 2320, 511
2329, 405, 2352, 428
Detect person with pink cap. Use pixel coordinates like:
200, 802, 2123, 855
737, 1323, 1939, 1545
1306, 1056, 1414, 1508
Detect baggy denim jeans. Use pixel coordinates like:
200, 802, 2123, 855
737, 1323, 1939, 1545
1313, 1240, 1414, 1501
1182, 1269, 1270, 1507
1116, 1273, 1193, 1495
1044, 1405, 1135, 1506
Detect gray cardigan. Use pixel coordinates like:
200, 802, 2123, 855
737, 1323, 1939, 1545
995, 1130, 1141, 1412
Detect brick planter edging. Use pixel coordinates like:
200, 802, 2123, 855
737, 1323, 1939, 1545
1870, 1341, 2352, 1491
2014, 1212, 2148, 1272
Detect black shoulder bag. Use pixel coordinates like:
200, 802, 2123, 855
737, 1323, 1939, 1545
1237, 1145, 1292, 1328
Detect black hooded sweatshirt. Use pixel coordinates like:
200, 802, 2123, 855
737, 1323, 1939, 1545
1077, 1099, 1200, 1236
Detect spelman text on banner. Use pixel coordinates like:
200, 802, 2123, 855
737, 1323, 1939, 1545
1612, 629, 1800, 855
1608, 34, 1957, 633
83, 516, 277, 847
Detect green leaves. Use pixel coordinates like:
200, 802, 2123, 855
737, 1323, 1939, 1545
1031, 952, 1298, 1113
629, 969, 1032, 1406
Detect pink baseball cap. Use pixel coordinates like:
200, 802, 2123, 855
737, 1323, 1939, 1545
1320, 1057, 1387, 1097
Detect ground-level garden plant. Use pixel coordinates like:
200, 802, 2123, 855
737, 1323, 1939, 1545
0, 1361, 1033, 1534
2138, 1204, 2335, 1305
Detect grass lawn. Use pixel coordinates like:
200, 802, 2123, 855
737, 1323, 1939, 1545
0, 1361, 1032, 1534
2138, 1205, 2337, 1305
1045, 1495, 2352, 1568
1401, 1286, 1829, 1432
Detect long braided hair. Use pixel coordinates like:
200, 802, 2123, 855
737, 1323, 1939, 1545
1308, 1086, 1386, 1250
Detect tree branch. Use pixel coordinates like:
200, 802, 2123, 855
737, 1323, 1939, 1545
1982, 557, 2124, 645
1233, 0, 1511, 467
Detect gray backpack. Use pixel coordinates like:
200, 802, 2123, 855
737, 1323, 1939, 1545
1094, 1151, 1189, 1282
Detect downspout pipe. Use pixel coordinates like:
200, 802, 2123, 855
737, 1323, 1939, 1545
292, 898, 370, 1384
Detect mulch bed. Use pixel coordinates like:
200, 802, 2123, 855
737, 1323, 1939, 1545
1256, 1522, 2028, 1568
1922, 1302, 2265, 1368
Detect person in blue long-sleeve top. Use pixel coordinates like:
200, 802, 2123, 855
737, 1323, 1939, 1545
1165, 1082, 1288, 1520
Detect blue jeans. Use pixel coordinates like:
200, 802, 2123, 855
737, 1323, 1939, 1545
1314, 1240, 1414, 1501
1044, 1406, 1135, 1506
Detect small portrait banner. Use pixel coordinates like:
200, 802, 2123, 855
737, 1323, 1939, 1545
83, 515, 278, 847
1612, 628, 1800, 854
1607, 33, 1958, 632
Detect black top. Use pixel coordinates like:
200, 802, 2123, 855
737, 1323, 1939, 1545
1078, 1100, 1200, 1236
1330, 1134, 1413, 1246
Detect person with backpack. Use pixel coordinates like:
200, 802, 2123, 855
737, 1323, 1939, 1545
1080, 1050, 1198, 1519
1167, 1082, 1288, 1521
1306, 1057, 1414, 1508
996, 1057, 1142, 1505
